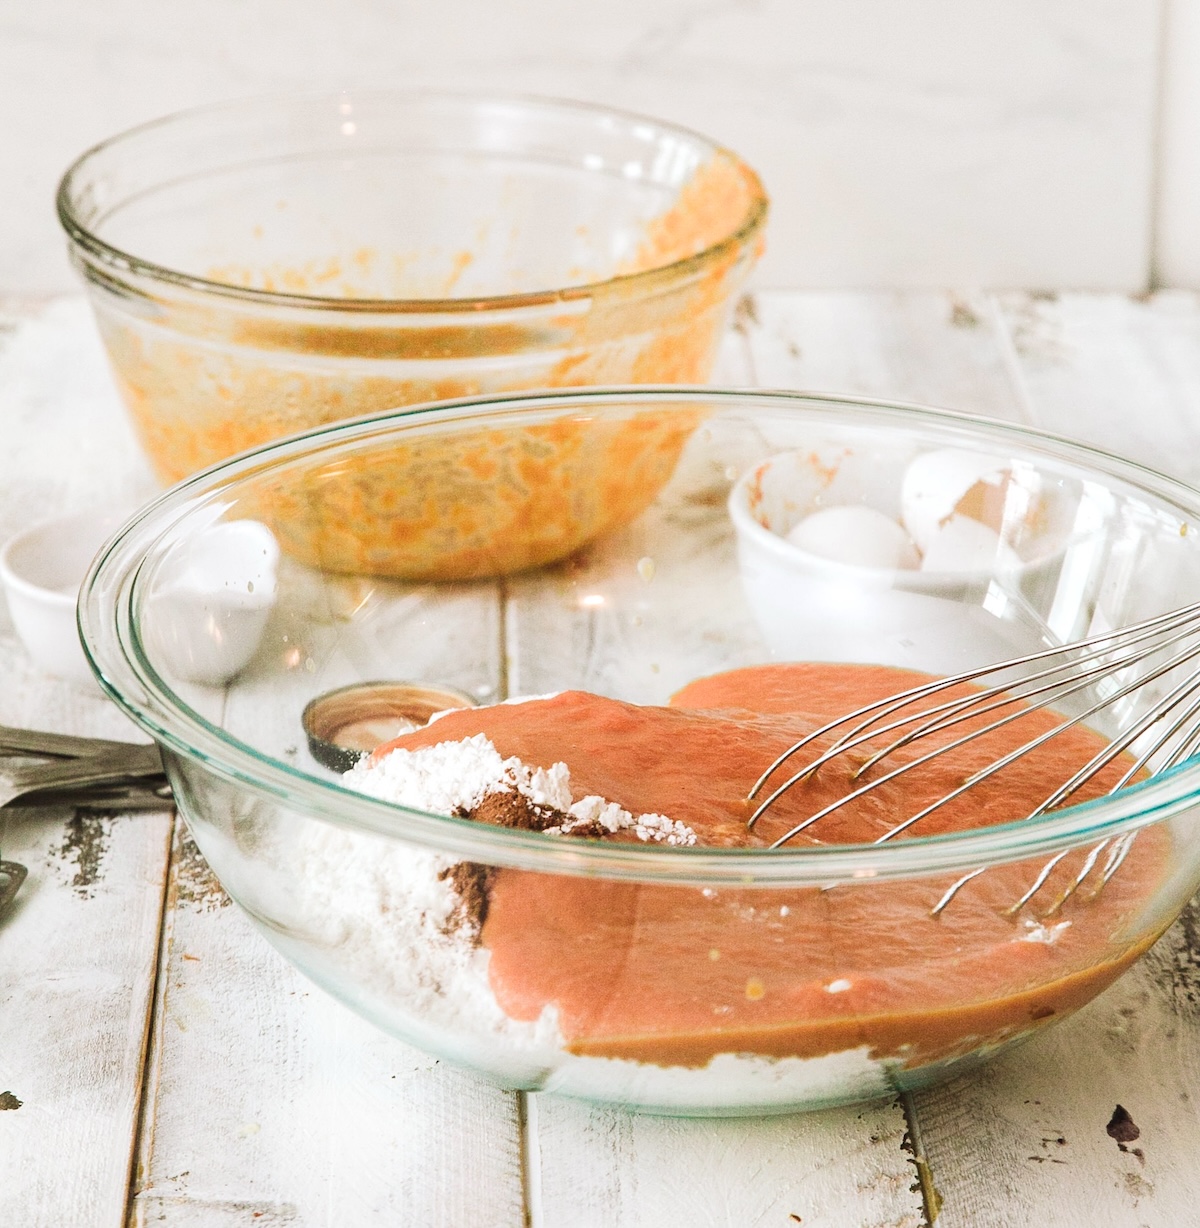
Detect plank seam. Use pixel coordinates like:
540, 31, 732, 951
518, 1092, 541, 1228
901, 1090, 942, 1226
124, 811, 179, 1228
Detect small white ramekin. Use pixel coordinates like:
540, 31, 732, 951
0, 511, 123, 685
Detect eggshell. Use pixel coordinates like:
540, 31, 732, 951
786, 505, 920, 570
901, 449, 1009, 551
143, 520, 279, 685
920, 513, 1021, 573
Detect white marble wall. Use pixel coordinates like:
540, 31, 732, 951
0, 0, 1185, 293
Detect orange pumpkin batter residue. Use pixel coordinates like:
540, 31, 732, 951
378, 663, 1171, 1069
94, 154, 766, 579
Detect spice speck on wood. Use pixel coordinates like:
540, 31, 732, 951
950, 299, 981, 329
1106, 1105, 1146, 1163
175, 828, 229, 911
56, 814, 109, 896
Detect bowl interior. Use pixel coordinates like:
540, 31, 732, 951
3, 511, 122, 597
84, 389, 1200, 869
61, 93, 764, 302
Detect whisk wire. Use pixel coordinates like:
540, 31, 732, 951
853, 623, 1190, 777
749, 600, 1200, 808
1037, 659, 1200, 815
766, 639, 1190, 849
752, 599, 1200, 916
1016, 637, 1200, 817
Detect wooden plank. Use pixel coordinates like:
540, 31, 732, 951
0, 300, 173, 1227
531, 1095, 923, 1228
130, 825, 526, 1228
132, 549, 526, 1223
507, 297, 932, 1225
0, 801, 171, 1228
914, 904, 1200, 1228
742, 290, 1027, 421
908, 291, 1200, 1226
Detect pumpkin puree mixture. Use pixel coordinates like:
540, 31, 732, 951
95, 155, 764, 579
374, 662, 1170, 1070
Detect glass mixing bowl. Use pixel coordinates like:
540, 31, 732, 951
58, 93, 765, 577
80, 388, 1200, 1116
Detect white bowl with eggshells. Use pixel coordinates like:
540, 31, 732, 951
728, 440, 1077, 674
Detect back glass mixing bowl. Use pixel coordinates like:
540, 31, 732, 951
80, 389, 1200, 1116
57, 91, 765, 579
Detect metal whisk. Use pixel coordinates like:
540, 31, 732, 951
747, 600, 1200, 914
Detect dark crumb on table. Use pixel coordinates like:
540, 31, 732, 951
1106, 1104, 1140, 1145
1106, 1105, 1145, 1162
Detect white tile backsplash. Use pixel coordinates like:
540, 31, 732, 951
0, 0, 1176, 292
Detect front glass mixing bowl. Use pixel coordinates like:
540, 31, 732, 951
81, 389, 1200, 1116
57, 91, 766, 549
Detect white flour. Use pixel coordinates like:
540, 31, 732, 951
343, 732, 697, 846
247, 726, 886, 1109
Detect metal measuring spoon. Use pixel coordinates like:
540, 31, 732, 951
0, 742, 165, 808
0, 724, 167, 809
0, 725, 170, 923
0, 858, 27, 921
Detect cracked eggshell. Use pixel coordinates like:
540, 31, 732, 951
901, 449, 1010, 552
142, 519, 279, 686
787, 505, 920, 570
919, 514, 1022, 574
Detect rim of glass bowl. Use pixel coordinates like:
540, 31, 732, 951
79, 386, 1200, 887
56, 90, 768, 315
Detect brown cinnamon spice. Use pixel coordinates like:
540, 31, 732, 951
468, 790, 562, 832
441, 788, 621, 940
438, 861, 494, 940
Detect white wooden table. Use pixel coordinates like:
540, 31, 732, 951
3, 291, 1200, 1228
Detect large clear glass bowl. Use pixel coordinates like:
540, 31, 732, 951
57, 92, 765, 579
80, 388, 1200, 1116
